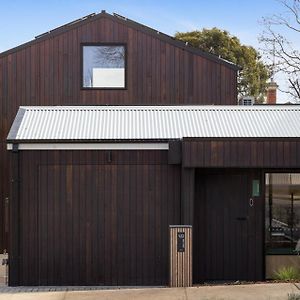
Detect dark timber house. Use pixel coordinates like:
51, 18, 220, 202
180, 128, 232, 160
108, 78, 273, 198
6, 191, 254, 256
2, 11, 300, 286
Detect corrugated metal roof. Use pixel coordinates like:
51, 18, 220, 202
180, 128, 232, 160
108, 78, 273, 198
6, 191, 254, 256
7, 105, 300, 141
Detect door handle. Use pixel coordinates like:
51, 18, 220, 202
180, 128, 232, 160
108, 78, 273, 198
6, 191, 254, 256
249, 198, 254, 207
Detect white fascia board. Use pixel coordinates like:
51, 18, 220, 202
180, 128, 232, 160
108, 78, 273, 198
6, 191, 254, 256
7, 143, 169, 151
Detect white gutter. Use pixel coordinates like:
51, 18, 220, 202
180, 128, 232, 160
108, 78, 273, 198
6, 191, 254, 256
7, 143, 169, 151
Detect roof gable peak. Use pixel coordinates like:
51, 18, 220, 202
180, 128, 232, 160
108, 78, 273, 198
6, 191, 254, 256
0, 11, 239, 70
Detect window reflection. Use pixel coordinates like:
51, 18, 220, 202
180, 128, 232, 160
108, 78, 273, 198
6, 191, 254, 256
82, 45, 125, 88
265, 173, 300, 255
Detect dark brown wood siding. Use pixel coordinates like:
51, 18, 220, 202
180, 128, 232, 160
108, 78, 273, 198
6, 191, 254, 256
193, 169, 264, 282
12, 150, 180, 286
0, 15, 238, 250
183, 139, 300, 168
0, 142, 9, 251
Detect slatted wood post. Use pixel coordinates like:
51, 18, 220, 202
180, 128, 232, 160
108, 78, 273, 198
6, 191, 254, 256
169, 225, 192, 287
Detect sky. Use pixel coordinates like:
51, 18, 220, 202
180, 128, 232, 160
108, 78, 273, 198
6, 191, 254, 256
0, 0, 298, 103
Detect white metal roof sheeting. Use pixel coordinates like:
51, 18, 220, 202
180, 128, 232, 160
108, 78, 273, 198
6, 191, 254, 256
7, 105, 300, 141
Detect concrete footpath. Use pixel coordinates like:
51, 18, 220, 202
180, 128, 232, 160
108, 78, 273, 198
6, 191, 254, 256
0, 254, 8, 286
0, 283, 299, 300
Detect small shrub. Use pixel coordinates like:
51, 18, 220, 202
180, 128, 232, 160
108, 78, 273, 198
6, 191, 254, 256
288, 293, 300, 300
274, 266, 300, 280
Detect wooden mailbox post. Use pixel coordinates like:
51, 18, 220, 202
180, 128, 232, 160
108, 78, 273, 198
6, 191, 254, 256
169, 225, 192, 287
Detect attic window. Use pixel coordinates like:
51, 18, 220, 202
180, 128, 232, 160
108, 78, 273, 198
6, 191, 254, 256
82, 44, 126, 89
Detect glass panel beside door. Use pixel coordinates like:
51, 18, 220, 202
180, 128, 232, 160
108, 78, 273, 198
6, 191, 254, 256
265, 173, 300, 255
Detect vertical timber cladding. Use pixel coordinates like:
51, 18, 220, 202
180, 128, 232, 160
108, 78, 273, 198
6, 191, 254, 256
16, 150, 181, 286
182, 139, 300, 169
0, 13, 238, 251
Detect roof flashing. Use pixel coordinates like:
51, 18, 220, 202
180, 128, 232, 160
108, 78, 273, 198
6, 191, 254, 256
0, 11, 240, 70
34, 13, 97, 40
7, 107, 26, 141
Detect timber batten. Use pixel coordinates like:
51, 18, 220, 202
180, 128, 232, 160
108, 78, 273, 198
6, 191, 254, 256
169, 226, 192, 287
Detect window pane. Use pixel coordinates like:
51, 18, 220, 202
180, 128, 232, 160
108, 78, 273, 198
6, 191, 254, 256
83, 45, 125, 88
265, 173, 300, 255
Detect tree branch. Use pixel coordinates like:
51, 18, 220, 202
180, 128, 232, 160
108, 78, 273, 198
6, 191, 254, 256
281, 0, 300, 26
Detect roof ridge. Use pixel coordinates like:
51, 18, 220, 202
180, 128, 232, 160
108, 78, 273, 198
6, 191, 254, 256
0, 11, 239, 70
22, 105, 300, 111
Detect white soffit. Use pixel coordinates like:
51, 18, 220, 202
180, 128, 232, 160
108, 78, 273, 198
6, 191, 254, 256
6, 143, 169, 151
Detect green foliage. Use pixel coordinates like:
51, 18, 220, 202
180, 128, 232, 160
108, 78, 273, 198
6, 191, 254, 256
274, 266, 300, 280
175, 28, 270, 102
288, 293, 300, 300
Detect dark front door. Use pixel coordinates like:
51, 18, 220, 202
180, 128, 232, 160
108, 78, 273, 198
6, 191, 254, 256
193, 169, 264, 283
